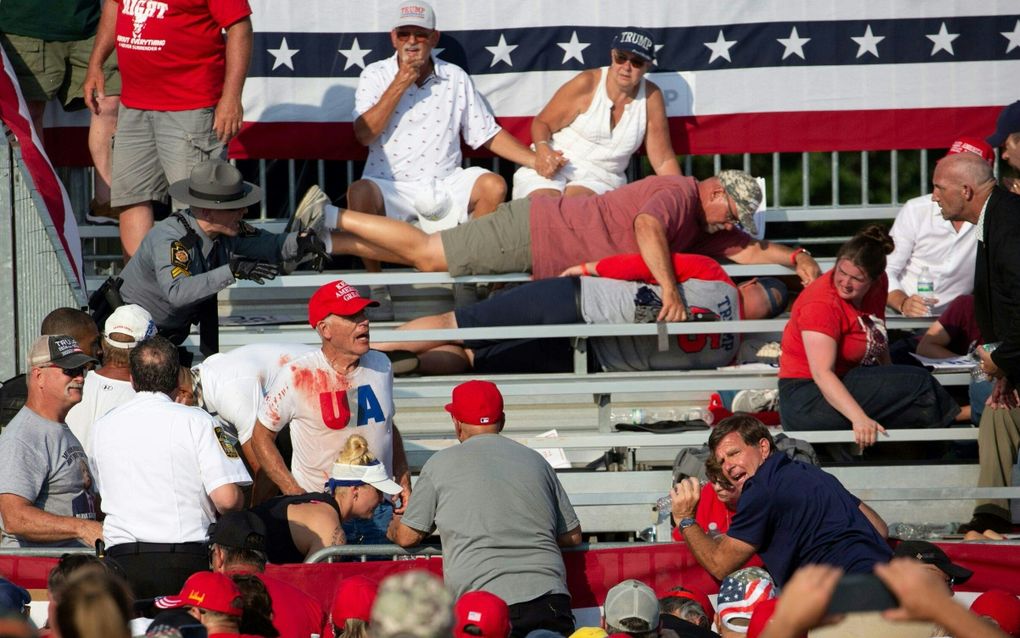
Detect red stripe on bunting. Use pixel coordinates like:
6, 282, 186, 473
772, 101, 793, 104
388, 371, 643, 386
42, 106, 1001, 165
6, 542, 1017, 608
0, 50, 84, 287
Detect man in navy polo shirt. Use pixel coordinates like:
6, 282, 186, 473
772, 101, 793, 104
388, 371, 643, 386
669, 415, 891, 586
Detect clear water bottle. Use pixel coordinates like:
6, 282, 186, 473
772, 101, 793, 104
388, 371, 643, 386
916, 266, 935, 316
971, 342, 1001, 382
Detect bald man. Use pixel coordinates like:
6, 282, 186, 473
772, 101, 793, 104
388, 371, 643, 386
931, 153, 1020, 533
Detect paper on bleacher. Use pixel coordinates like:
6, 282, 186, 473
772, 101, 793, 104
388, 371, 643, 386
536, 430, 571, 469
908, 352, 975, 371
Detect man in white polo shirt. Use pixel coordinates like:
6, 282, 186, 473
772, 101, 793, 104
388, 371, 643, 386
91, 335, 249, 599
296, 1, 561, 316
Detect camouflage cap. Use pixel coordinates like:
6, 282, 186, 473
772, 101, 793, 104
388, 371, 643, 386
371, 570, 453, 638
716, 170, 762, 235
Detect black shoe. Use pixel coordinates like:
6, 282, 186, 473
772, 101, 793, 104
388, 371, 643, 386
383, 350, 419, 376
957, 511, 1013, 534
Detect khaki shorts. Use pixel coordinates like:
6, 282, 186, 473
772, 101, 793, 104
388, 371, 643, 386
111, 105, 225, 208
0, 33, 120, 107
440, 198, 533, 276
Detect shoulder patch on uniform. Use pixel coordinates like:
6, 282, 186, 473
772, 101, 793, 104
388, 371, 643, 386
170, 240, 192, 279
214, 425, 240, 459
237, 220, 258, 237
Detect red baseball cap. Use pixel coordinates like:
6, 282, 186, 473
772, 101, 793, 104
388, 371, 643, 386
454, 591, 510, 638
331, 575, 378, 625
445, 380, 504, 426
308, 280, 379, 327
155, 572, 243, 617
971, 590, 1020, 637
946, 136, 995, 166
657, 586, 715, 625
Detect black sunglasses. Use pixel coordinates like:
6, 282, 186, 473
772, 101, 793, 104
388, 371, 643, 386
395, 29, 432, 41
613, 51, 648, 69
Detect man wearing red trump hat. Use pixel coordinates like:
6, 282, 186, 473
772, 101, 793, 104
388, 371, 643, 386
251, 279, 411, 546
885, 136, 995, 318
155, 571, 248, 636
389, 380, 582, 638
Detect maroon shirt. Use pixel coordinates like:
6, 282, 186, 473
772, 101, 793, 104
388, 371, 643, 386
528, 175, 750, 279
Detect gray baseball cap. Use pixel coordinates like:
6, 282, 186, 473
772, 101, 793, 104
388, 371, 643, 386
371, 570, 453, 638
604, 579, 659, 630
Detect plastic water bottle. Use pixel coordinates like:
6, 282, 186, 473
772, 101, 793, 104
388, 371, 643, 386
916, 266, 935, 316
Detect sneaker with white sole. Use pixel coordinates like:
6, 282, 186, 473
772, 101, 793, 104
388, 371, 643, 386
287, 184, 329, 235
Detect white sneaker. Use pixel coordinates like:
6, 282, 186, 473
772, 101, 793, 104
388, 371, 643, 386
732, 389, 779, 413
287, 185, 329, 236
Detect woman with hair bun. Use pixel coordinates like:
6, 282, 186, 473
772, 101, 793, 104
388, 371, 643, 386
250, 434, 402, 563
778, 225, 959, 449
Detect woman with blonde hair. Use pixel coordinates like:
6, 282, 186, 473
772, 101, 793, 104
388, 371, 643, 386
250, 434, 401, 562
53, 570, 133, 638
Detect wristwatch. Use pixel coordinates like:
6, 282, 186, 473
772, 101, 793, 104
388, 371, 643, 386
678, 517, 697, 530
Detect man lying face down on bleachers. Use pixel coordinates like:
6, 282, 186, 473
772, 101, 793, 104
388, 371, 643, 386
670, 415, 891, 588
373, 253, 787, 374
299, 170, 821, 323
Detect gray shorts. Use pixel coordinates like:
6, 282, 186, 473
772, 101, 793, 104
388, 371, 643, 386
440, 198, 532, 276
111, 105, 225, 208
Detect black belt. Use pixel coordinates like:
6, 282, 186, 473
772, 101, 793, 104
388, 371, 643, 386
107, 541, 206, 557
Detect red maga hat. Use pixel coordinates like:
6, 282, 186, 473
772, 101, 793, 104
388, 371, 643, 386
308, 280, 379, 326
445, 380, 505, 426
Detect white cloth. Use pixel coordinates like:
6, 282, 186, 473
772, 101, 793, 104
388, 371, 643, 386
195, 343, 316, 445
354, 54, 500, 183
64, 372, 136, 457
513, 66, 647, 198
91, 392, 251, 547
257, 349, 395, 493
885, 193, 977, 314
362, 166, 490, 233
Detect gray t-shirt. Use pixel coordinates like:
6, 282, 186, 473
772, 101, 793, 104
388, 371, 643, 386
580, 276, 740, 371
402, 434, 579, 604
0, 407, 97, 548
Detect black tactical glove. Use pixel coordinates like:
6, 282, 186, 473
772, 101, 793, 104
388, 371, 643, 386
296, 231, 330, 270
229, 255, 279, 284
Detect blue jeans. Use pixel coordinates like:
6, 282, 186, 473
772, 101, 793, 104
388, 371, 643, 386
341, 499, 394, 546
970, 378, 994, 424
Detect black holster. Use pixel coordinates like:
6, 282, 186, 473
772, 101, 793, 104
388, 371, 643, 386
88, 276, 124, 328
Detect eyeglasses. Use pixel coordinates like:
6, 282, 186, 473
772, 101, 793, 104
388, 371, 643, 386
725, 196, 742, 226
42, 364, 87, 377
395, 29, 433, 41
612, 51, 648, 69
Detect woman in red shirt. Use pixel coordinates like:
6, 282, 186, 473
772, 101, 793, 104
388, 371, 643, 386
777, 226, 959, 449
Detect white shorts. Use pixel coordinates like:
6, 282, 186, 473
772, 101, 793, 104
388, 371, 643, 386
512, 159, 626, 199
362, 166, 491, 233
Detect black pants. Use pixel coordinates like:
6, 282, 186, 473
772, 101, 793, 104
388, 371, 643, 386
508, 593, 574, 638
106, 542, 208, 599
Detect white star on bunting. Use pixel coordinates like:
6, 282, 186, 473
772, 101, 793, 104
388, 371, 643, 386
557, 31, 590, 64
704, 30, 736, 63
777, 26, 810, 60
926, 22, 959, 56
486, 34, 518, 68
268, 37, 299, 71
851, 25, 884, 59
1002, 19, 1020, 54
338, 37, 371, 71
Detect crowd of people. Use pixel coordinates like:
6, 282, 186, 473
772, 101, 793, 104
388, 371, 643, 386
2, 0, 1020, 636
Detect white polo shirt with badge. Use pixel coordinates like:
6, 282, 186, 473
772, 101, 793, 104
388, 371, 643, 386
195, 343, 317, 445
90, 392, 251, 547
258, 349, 394, 493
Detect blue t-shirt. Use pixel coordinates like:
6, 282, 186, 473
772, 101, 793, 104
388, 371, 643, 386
726, 453, 892, 586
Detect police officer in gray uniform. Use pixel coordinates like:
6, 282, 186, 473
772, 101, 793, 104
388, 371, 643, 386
118, 159, 325, 355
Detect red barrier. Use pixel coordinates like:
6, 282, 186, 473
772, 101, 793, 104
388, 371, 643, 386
5, 542, 1018, 608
